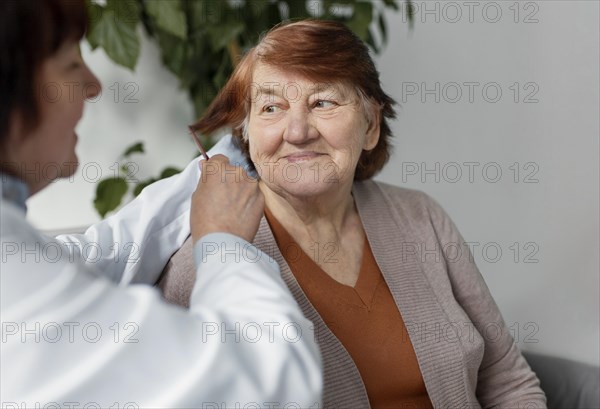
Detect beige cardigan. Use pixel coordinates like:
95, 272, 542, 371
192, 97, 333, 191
158, 181, 546, 409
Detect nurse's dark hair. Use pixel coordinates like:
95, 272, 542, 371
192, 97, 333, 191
190, 19, 397, 181
0, 0, 87, 145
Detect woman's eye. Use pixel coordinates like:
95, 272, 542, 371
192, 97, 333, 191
314, 100, 336, 108
263, 105, 280, 113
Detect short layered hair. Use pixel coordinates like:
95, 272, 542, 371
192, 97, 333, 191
191, 20, 397, 181
0, 0, 88, 145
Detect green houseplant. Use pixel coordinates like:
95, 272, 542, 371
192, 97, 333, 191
87, 0, 414, 217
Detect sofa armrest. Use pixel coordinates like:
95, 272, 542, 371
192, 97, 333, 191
523, 351, 600, 409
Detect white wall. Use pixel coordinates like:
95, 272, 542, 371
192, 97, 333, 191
27, 1, 599, 365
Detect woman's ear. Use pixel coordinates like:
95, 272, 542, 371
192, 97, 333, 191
363, 107, 381, 151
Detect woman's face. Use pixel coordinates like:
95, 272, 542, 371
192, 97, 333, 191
8, 40, 101, 194
247, 63, 380, 200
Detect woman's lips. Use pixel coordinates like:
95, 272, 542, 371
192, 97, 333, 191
284, 152, 323, 163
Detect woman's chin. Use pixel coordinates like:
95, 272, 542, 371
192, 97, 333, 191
58, 153, 79, 179
272, 179, 343, 201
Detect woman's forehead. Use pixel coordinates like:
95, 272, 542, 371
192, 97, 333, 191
250, 63, 354, 100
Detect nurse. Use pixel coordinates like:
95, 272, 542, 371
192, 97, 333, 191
0, 1, 322, 408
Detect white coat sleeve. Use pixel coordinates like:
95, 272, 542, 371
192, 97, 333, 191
1, 205, 323, 408
56, 134, 250, 286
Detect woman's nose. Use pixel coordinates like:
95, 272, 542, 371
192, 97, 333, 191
83, 64, 102, 100
283, 109, 319, 144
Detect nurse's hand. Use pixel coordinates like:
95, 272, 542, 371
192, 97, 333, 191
191, 154, 264, 243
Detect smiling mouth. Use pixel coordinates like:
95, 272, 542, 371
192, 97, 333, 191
284, 152, 324, 163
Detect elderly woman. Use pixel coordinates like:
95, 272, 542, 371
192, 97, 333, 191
159, 20, 546, 408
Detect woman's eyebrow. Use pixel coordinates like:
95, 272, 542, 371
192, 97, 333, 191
309, 84, 346, 100
253, 83, 343, 101
255, 84, 284, 97
252, 85, 284, 104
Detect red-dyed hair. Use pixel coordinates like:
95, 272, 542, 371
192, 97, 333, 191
191, 19, 397, 180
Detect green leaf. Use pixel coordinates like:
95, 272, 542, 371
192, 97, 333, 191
144, 0, 188, 39
86, 0, 140, 70
213, 49, 231, 89
205, 22, 245, 51
85, 2, 104, 49
378, 13, 388, 44
155, 31, 188, 78
406, 0, 415, 28
364, 28, 379, 53
122, 142, 144, 157
383, 0, 400, 11
286, 0, 310, 19
159, 167, 182, 179
107, 0, 140, 27
246, 0, 271, 17
94, 177, 128, 217
346, 2, 373, 40
185, 0, 226, 32
191, 77, 218, 117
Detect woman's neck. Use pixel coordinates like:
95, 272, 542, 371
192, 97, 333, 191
260, 182, 359, 243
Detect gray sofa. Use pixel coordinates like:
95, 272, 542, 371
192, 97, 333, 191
523, 352, 600, 409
